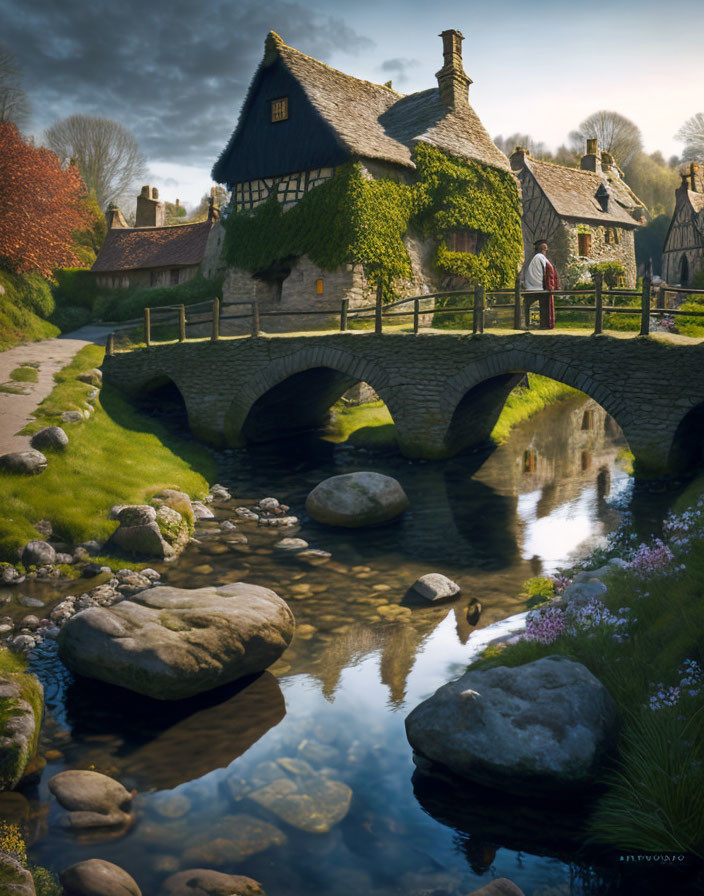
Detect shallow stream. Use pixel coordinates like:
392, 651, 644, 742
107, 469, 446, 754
3, 396, 688, 895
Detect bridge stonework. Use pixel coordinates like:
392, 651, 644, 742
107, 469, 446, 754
102, 334, 704, 475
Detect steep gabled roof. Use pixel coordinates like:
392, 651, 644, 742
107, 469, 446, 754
91, 221, 213, 273
212, 31, 510, 184
689, 190, 704, 217
522, 157, 641, 227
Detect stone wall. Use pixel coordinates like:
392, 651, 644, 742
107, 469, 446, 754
103, 332, 704, 476
557, 223, 637, 288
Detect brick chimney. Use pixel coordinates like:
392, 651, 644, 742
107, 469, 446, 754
135, 185, 165, 228
690, 162, 704, 193
436, 29, 471, 111
510, 146, 530, 171
105, 203, 128, 229
581, 138, 602, 174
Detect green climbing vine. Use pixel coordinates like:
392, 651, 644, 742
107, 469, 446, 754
223, 144, 523, 296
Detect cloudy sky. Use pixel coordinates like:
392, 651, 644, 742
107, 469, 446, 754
3, 0, 703, 208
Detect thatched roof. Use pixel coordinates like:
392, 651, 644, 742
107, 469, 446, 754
212, 31, 509, 185
521, 156, 642, 228
92, 221, 213, 273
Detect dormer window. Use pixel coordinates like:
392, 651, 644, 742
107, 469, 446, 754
449, 229, 485, 253
271, 97, 288, 122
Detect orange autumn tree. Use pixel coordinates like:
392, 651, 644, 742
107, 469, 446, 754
0, 122, 91, 277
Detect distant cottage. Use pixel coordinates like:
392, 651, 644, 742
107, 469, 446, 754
92, 186, 219, 290
211, 29, 522, 320
662, 163, 704, 287
510, 140, 645, 288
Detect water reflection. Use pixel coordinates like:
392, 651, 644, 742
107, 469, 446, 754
23, 395, 684, 896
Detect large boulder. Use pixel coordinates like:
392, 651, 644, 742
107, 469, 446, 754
57, 583, 295, 699
21, 541, 56, 567
160, 870, 265, 896
48, 770, 133, 834
405, 656, 618, 796
30, 426, 69, 451
0, 673, 43, 791
0, 851, 36, 895
0, 450, 47, 476
60, 859, 141, 896
305, 472, 409, 528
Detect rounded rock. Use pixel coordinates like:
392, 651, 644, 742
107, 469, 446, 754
60, 858, 141, 896
30, 426, 69, 451
21, 540, 56, 567
411, 573, 460, 602
160, 869, 265, 896
0, 449, 47, 475
306, 472, 409, 528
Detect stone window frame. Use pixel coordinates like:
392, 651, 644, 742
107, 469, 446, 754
271, 97, 289, 122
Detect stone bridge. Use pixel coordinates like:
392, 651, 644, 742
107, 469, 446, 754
101, 333, 704, 476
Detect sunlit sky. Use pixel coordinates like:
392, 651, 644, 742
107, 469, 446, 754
3, 0, 703, 208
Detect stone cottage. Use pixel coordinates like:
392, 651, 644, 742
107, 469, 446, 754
662, 162, 704, 287
92, 186, 219, 289
510, 140, 645, 288
211, 29, 520, 326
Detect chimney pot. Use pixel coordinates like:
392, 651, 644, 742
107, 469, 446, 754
136, 184, 165, 227
436, 29, 471, 111
510, 146, 529, 171
581, 139, 602, 174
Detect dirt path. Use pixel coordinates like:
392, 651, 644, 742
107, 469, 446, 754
0, 325, 114, 455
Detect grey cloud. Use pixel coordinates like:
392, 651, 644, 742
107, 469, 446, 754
1, 0, 374, 168
379, 57, 421, 84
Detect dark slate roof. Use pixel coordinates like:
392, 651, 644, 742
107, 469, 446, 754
91, 221, 213, 273
523, 157, 642, 227
212, 32, 510, 184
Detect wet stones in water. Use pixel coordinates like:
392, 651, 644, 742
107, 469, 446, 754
48, 770, 134, 836
30, 425, 69, 451
18, 595, 45, 608
150, 792, 191, 819
249, 756, 352, 834
57, 582, 295, 699
0, 449, 47, 475
182, 814, 286, 866
192, 564, 213, 575
409, 573, 460, 602
234, 507, 259, 521
60, 859, 142, 896
192, 502, 215, 521
226, 533, 249, 546
109, 505, 173, 560
296, 549, 331, 566
221, 520, 238, 531
274, 537, 309, 554
21, 540, 56, 567
209, 484, 231, 501
1, 566, 23, 585
405, 656, 619, 797
160, 869, 266, 896
306, 472, 409, 527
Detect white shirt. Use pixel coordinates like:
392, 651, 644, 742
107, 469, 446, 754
524, 252, 548, 291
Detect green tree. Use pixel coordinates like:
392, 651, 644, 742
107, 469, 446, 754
622, 151, 680, 216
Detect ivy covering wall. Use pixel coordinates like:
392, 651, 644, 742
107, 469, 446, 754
223, 144, 523, 295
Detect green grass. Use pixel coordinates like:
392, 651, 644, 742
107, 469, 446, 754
20, 344, 103, 433
0, 345, 216, 561
9, 367, 38, 383
0, 271, 59, 352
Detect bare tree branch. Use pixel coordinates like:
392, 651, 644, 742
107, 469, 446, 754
44, 115, 148, 209
569, 110, 643, 167
0, 43, 31, 130
675, 113, 704, 163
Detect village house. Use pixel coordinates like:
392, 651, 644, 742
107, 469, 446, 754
91, 186, 220, 289
662, 162, 704, 287
510, 140, 645, 288
211, 29, 521, 323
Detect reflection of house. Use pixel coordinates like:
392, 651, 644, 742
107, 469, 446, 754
92, 186, 218, 289
662, 163, 704, 287
212, 29, 517, 317
510, 141, 645, 287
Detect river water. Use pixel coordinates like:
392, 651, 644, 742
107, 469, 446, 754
8, 396, 684, 895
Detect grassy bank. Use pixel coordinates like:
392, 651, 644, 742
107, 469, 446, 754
0, 345, 216, 562
474, 502, 704, 857
0, 271, 59, 352
325, 374, 579, 451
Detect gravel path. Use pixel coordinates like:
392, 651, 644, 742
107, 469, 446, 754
0, 325, 114, 455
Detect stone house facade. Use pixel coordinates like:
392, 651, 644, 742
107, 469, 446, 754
92, 186, 219, 290
510, 141, 645, 288
211, 29, 516, 330
662, 163, 704, 287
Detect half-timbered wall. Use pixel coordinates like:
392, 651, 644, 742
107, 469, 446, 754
233, 167, 334, 212
662, 199, 704, 286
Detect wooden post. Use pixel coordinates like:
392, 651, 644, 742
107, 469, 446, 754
178, 305, 186, 342
593, 271, 603, 335
340, 299, 348, 332
251, 298, 260, 337
107, 333, 115, 356
640, 276, 651, 336
375, 280, 383, 335
473, 284, 485, 334
144, 307, 151, 347
211, 297, 220, 342
657, 285, 665, 311
413, 297, 420, 334
514, 274, 522, 330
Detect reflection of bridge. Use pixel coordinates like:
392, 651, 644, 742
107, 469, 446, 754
103, 333, 704, 475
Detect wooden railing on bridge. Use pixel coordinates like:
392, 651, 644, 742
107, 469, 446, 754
105, 277, 704, 356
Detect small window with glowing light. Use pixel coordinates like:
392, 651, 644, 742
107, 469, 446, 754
315, 279, 324, 294
271, 97, 288, 122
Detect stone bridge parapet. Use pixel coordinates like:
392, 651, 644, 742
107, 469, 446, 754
102, 333, 704, 476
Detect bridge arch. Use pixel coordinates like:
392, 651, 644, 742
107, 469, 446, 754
224, 346, 399, 446
668, 400, 704, 473
441, 348, 634, 456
